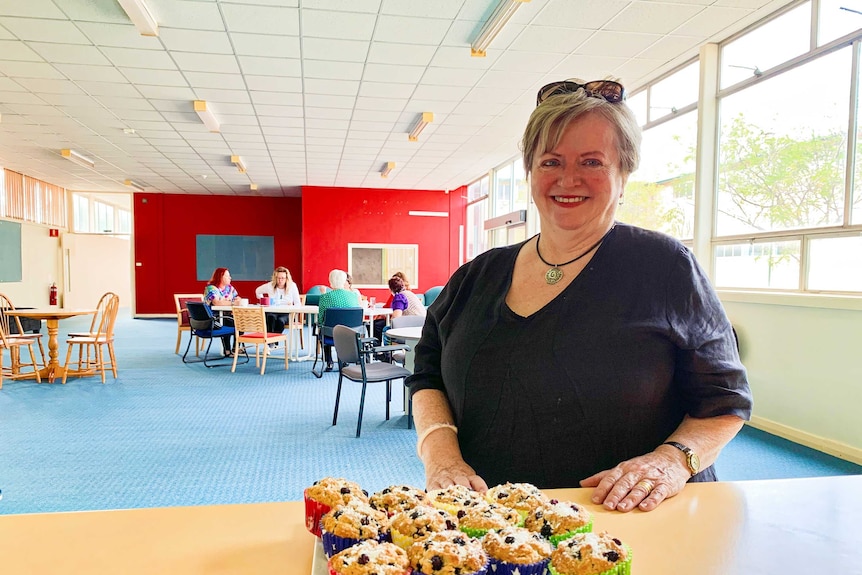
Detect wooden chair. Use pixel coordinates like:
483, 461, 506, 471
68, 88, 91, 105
0, 321, 43, 385
230, 306, 288, 375
62, 292, 119, 384
173, 293, 203, 355
0, 292, 46, 368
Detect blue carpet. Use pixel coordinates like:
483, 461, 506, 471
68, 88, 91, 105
1, 312, 859, 515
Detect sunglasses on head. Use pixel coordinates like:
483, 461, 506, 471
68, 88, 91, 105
536, 80, 626, 106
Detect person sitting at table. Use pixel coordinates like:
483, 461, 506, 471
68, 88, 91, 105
374, 275, 425, 343
346, 273, 367, 306
254, 266, 301, 337
407, 79, 752, 513
317, 269, 361, 372
203, 267, 240, 356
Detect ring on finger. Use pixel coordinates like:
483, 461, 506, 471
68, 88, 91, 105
635, 479, 655, 494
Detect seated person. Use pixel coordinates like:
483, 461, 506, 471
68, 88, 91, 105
255, 266, 301, 335
374, 275, 426, 342
317, 269, 361, 372
203, 267, 239, 356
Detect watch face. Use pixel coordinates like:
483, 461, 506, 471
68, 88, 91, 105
688, 452, 700, 474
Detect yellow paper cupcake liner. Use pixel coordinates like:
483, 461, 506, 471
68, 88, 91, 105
390, 528, 415, 550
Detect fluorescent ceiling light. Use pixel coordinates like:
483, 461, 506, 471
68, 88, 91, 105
124, 179, 146, 192
408, 112, 434, 142
194, 100, 220, 133
471, 0, 530, 57
60, 149, 95, 169
230, 155, 247, 174
408, 211, 448, 217
116, 0, 159, 36
380, 162, 395, 178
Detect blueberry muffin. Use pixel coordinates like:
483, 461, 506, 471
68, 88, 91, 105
482, 526, 553, 575
426, 484, 485, 515
524, 500, 592, 546
328, 539, 410, 575
370, 484, 428, 516
304, 477, 369, 537
485, 482, 549, 519
321, 501, 390, 558
457, 502, 521, 538
389, 504, 458, 549
407, 529, 489, 575
549, 531, 631, 575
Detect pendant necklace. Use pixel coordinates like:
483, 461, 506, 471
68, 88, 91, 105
535, 226, 615, 285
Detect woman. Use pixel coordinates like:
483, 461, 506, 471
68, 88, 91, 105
317, 269, 361, 371
203, 267, 239, 356
407, 80, 752, 513
374, 275, 425, 342
255, 266, 301, 334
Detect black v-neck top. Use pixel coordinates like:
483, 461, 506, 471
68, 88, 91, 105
407, 224, 752, 488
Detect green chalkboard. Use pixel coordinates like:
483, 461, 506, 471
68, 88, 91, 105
0, 220, 23, 282
196, 234, 274, 281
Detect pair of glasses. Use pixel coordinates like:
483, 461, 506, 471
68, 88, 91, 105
536, 80, 626, 106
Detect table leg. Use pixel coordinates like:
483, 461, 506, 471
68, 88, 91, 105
35, 319, 66, 383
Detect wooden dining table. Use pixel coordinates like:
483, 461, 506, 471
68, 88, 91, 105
0, 475, 858, 574
6, 308, 96, 383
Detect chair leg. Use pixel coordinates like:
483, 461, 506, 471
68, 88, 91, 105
96, 344, 106, 384
107, 342, 118, 378
231, 339, 240, 372
182, 333, 196, 363
333, 373, 344, 425
356, 381, 368, 438
386, 380, 391, 421
175, 330, 182, 354
260, 344, 268, 375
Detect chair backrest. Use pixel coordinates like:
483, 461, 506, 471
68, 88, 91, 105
186, 301, 215, 332
304, 293, 321, 306
305, 285, 329, 296
231, 306, 266, 334
390, 315, 425, 329
423, 286, 444, 306
89, 291, 119, 335
174, 293, 202, 328
332, 325, 362, 365
0, 292, 25, 337
322, 307, 364, 331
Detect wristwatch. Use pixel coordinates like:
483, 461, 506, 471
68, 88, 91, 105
663, 441, 700, 476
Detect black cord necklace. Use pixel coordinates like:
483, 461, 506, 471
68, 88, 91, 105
535, 225, 615, 285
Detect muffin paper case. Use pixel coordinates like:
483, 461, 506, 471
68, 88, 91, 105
321, 531, 388, 559
328, 566, 410, 575
549, 518, 594, 547
414, 559, 490, 575
459, 525, 492, 538
488, 557, 550, 575
548, 545, 632, 575
390, 527, 416, 550
304, 488, 331, 537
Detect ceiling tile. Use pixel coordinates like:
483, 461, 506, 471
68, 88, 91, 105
159, 28, 234, 54
363, 63, 426, 84
121, 68, 188, 87
0, 39, 44, 61
676, 6, 752, 37
300, 0, 381, 13
374, 15, 451, 45
302, 37, 369, 63
302, 9, 376, 41
28, 42, 112, 65
244, 75, 302, 93
367, 42, 438, 66
421, 66, 483, 87
0, 61, 63, 79
171, 52, 241, 74
185, 71, 246, 90
304, 59, 364, 81
56, 63, 127, 83
0, 0, 67, 18
510, 26, 594, 53
250, 91, 303, 106
221, 4, 299, 35
237, 56, 301, 77
230, 32, 300, 58
102, 47, 178, 70
607, 3, 705, 35
153, 0, 226, 31
576, 31, 662, 58
303, 93, 356, 109
381, 0, 464, 19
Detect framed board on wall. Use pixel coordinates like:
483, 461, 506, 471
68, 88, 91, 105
0, 220, 23, 282
348, 243, 418, 289
195, 235, 274, 281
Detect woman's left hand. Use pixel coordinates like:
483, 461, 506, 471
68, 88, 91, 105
579, 448, 690, 512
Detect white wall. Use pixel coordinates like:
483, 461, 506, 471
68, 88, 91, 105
0, 220, 61, 307
721, 293, 862, 463
62, 233, 131, 309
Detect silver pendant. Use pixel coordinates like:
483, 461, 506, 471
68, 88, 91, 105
545, 267, 563, 285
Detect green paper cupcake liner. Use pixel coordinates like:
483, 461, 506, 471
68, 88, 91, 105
548, 518, 593, 547
459, 525, 490, 538
548, 544, 632, 575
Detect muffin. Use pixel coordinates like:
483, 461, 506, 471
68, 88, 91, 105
524, 500, 592, 546
426, 484, 485, 515
305, 477, 369, 537
389, 504, 458, 549
407, 529, 489, 575
485, 483, 549, 519
328, 539, 410, 575
370, 484, 428, 516
549, 531, 631, 575
483, 526, 553, 575
457, 502, 522, 538
321, 501, 390, 558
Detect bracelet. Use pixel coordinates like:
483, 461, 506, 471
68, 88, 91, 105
416, 423, 458, 458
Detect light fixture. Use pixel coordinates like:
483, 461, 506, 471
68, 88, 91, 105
380, 161, 395, 178
116, 0, 159, 36
249, 183, 258, 191
230, 155, 247, 174
194, 100, 220, 133
408, 112, 434, 142
124, 179, 146, 192
60, 149, 95, 169
470, 0, 530, 57
123, 128, 136, 134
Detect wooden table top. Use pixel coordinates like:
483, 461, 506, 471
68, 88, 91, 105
0, 476, 858, 574
6, 308, 95, 320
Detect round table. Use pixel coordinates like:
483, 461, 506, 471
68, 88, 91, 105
6, 308, 96, 383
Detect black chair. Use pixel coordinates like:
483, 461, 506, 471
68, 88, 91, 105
332, 325, 413, 437
311, 307, 364, 378
182, 301, 247, 368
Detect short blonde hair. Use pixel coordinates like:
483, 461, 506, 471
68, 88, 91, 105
521, 91, 641, 177
329, 269, 348, 290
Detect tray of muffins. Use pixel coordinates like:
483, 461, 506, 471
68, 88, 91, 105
305, 477, 632, 575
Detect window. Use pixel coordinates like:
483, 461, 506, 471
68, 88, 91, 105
70, 192, 132, 235
649, 62, 699, 122
493, 162, 514, 216
73, 195, 89, 232
466, 176, 489, 260
94, 201, 114, 233
807, 234, 862, 291
818, 0, 862, 46
714, 238, 801, 289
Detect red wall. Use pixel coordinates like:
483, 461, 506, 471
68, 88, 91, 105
133, 186, 466, 314
133, 193, 302, 314
301, 186, 465, 302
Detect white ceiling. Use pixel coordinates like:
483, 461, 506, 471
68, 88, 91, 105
0, 0, 794, 197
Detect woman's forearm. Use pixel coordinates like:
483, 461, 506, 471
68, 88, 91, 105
413, 389, 459, 461
659, 414, 745, 473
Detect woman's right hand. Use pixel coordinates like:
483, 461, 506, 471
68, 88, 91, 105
424, 456, 488, 492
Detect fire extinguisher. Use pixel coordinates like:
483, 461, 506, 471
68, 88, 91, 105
49, 282, 58, 306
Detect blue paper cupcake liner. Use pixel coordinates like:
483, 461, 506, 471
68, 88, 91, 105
321, 531, 387, 559
488, 557, 549, 575
415, 559, 490, 575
